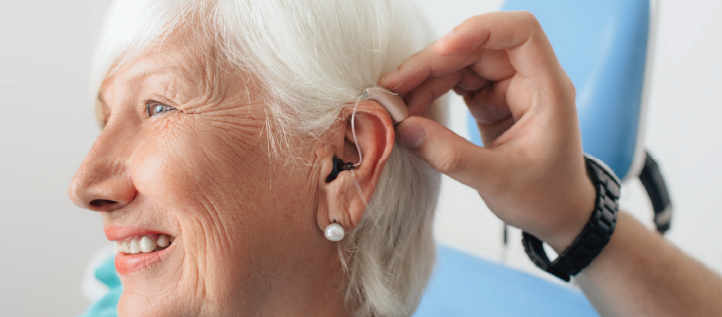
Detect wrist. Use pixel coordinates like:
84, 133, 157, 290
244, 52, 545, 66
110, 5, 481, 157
522, 155, 622, 282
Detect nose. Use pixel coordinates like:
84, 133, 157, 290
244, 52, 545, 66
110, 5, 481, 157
69, 127, 137, 212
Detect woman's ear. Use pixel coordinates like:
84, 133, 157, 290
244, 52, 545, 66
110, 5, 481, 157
315, 100, 396, 238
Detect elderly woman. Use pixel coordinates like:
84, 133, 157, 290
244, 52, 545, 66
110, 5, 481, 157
73, 0, 722, 316
70, 0, 443, 316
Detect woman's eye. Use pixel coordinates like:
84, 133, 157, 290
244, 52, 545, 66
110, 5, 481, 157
146, 102, 176, 117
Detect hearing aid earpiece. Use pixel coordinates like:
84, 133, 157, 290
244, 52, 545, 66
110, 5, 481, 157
363, 87, 408, 125
325, 157, 356, 183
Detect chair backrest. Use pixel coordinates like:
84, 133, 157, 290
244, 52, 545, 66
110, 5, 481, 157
413, 246, 599, 316
467, 0, 654, 181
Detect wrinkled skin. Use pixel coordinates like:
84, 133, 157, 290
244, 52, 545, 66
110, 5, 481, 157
69, 43, 395, 316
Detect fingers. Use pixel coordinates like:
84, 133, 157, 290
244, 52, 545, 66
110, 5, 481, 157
403, 69, 515, 146
380, 44, 479, 94
435, 11, 560, 78
468, 48, 515, 81
395, 116, 496, 190
379, 46, 514, 95
404, 68, 488, 116
465, 77, 512, 125
380, 11, 563, 94
435, 11, 541, 54
474, 115, 516, 146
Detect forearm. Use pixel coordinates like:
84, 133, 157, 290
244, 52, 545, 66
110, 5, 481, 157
576, 211, 722, 317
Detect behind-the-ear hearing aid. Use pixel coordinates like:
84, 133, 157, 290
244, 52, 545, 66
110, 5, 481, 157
324, 87, 408, 206
363, 87, 408, 125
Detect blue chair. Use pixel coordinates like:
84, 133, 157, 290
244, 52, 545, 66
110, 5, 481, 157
414, 246, 599, 317
415, 0, 662, 316
78, 255, 122, 317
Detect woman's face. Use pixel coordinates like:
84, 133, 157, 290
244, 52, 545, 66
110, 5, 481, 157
69, 49, 347, 316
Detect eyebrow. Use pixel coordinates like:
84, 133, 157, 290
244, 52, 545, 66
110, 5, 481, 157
127, 67, 178, 92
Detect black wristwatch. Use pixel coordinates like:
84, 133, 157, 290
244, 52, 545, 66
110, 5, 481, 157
522, 154, 621, 282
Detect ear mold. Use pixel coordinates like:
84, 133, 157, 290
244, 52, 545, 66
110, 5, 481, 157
325, 157, 355, 183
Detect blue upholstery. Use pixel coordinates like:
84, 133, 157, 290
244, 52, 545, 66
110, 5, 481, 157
467, 0, 651, 180
78, 255, 122, 317
413, 246, 598, 317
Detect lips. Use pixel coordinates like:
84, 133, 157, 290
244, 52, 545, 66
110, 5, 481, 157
114, 244, 173, 274
105, 227, 177, 274
105, 227, 170, 241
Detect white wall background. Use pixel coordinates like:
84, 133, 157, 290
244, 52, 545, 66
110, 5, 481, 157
0, 0, 720, 316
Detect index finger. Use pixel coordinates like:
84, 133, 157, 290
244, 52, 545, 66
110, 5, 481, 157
380, 11, 564, 94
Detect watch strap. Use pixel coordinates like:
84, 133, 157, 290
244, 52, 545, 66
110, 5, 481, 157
522, 154, 621, 282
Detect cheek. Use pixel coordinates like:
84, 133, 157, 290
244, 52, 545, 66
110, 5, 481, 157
132, 115, 273, 223
127, 115, 320, 289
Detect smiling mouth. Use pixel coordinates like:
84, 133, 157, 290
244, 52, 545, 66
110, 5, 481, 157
116, 234, 175, 255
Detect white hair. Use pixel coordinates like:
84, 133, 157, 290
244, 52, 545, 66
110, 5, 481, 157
90, 1, 445, 316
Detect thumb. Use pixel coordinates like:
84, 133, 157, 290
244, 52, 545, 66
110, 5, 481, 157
395, 116, 495, 191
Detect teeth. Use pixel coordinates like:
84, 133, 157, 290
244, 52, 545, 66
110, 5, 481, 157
129, 238, 141, 254
140, 236, 157, 253
117, 234, 173, 255
116, 240, 130, 253
157, 234, 170, 248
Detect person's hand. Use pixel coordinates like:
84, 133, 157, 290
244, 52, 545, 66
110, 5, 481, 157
380, 11, 596, 252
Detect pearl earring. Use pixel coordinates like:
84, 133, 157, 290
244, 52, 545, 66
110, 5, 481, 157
324, 223, 345, 241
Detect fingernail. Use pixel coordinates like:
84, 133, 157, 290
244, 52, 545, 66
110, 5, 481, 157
437, 30, 455, 43
380, 68, 399, 85
397, 123, 426, 149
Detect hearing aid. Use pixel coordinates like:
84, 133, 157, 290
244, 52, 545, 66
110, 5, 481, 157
326, 157, 355, 183
363, 87, 408, 125
324, 88, 407, 206
325, 88, 407, 181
